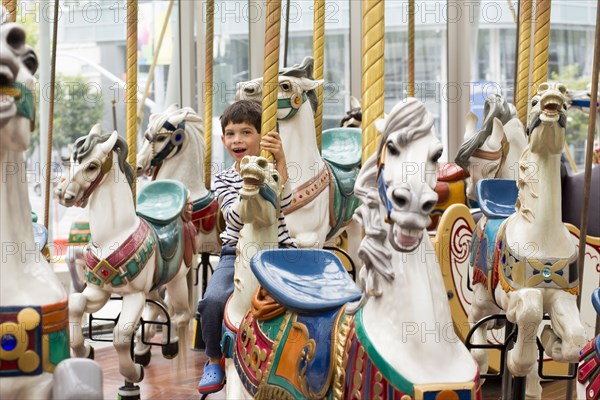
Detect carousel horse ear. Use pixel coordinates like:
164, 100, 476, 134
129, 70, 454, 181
374, 118, 386, 133
488, 117, 506, 150
297, 77, 323, 91
350, 96, 361, 110
100, 131, 119, 155
464, 111, 478, 140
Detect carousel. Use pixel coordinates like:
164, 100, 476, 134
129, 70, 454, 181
0, 1, 599, 399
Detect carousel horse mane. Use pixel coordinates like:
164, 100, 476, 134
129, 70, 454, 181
72, 124, 134, 185
279, 56, 319, 115
349, 98, 435, 312
455, 94, 517, 170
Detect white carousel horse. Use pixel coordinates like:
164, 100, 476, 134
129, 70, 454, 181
455, 94, 527, 203
225, 98, 480, 399
54, 126, 194, 386
136, 104, 220, 359
467, 82, 587, 399
236, 56, 362, 256
0, 14, 102, 399
578, 288, 600, 400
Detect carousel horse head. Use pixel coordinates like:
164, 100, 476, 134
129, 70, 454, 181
235, 56, 323, 121
455, 94, 524, 201
373, 97, 442, 252
340, 96, 362, 128
55, 125, 132, 208
0, 16, 38, 150
526, 82, 568, 155
137, 104, 204, 177
238, 155, 282, 226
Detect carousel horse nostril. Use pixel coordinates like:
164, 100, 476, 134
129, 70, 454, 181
392, 189, 409, 209
422, 200, 435, 213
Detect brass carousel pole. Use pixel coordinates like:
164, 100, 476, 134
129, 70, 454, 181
514, 0, 532, 126
313, 0, 325, 152
126, 0, 138, 204
1, 0, 16, 22
361, 0, 385, 162
260, 0, 281, 163
407, 0, 415, 98
204, 0, 214, 189
43, 0, 59, 229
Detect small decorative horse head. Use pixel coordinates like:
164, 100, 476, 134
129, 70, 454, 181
372, 97, 442, 252
235, 56, 323, 121
340, 96, 362, 128
137, 104, 204, 177
526, 82, 568, 155
55, 125, 132, 208
0, 19, 38, 150
238, 155, 282, 226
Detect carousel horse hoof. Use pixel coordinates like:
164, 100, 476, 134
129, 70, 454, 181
197, 360, 225, 394
87, 346, 95, 360
507, 349, 534, 377
134, 348, 152, 367
540, 325, 561, 359
161, 339, 179, 359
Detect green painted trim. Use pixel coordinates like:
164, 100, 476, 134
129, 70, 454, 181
266, 315, 304, 399
48, 329, 70, 366
258, 313, 286, 341
354, 308, 414, 395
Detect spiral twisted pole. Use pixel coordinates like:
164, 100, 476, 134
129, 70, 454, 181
515, 0, 533, 126
126, 0, 138, 203
361, 0, 385, 162
204, 0, 214, 188
260, 1, 281, 163
407, 0, 415, 98
313, 0, 325, 152
2, 0, 16, 21
531, 0, 551, 94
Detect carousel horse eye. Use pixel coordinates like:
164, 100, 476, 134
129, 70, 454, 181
257, 158, 268, 169
432, 150, 443, 163
158, 136, 167, 142
281, 82, 291, 91
531, 99, 539, 107
87, 163, 98, 171
272, 174, 279, 182
386, 142, 400, 156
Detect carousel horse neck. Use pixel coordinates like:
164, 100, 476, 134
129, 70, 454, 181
499, 119, 527, 180
153, 118, 209, 199
278, 98, 325, 186
360, 216, 478, 385
0, 143, 65, 305
87, 155, 139, 249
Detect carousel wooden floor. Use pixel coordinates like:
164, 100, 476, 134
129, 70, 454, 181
94, 336, 571, 400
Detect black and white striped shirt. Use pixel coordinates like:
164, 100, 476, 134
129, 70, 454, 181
215, 165, 296, 248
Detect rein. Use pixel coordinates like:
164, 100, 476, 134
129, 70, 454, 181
76, 154, 113, 207
472, 135, 510, 178
277, 92, 308, 121
150, 120, 186, 167
0, 82, 36, 128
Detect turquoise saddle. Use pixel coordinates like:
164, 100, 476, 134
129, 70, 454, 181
137, 180, 188, 288
250, 249, 361, 314
322, 128, 362, 239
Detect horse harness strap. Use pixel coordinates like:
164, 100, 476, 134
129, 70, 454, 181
0, 82, 36, 129
0, 298, 69, 376
472, 135, 509, 178
277, 92, 308, 121
77, 154, 114, 207
150, 120, 186, 167
84, 219, 157, 288
284, 163, 329, 215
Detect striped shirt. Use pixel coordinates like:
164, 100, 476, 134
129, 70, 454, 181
214, 165, 296, 248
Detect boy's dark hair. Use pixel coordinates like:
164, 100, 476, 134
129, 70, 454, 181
220, 100, 262, 133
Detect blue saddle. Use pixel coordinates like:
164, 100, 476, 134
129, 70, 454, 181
477, 179, 518, 218
250, 249, 361, 314
32, 223, 48, 251
593, 288, 600, 316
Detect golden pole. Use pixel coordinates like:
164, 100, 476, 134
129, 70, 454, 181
137, 0, 174, 129
43, 0, 59, 229
407, 0, 415, 98
2, 0, 16, 22
361, 0, 385, 162
126, 0, 138, 203
514, 0, 532, 126
313, 0, 325, 152
260, 0, 281, 163
204, 0, 214, 188
531, 0, 551, 94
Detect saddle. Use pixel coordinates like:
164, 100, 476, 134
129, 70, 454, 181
477, 179, 518, 218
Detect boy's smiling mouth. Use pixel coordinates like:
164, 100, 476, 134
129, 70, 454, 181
233, 147, 247, 154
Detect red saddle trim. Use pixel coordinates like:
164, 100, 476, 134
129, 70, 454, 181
579, 338, 600, 400
437, 162, 469, 182
192, 199, 218, 234
85, 219, 150, 271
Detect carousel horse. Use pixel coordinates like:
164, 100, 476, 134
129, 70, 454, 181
467, 82, 587, 399
136, 104, 220, 360
54, 126, 194, 385
339, 95, 471, 230
0, 14, 102, 399
578, 288, 600, 400
225, 98, 480, 399
236, 56, 362, 253
455, 94, 527, 204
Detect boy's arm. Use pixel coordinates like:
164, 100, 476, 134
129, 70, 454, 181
280, 180, 293, 210
214, 175, 243, 231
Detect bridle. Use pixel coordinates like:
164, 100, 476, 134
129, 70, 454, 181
149, 120, 186, 167
277, 92, 308, 121
471, 135, 510, 179
76, 153, 113, 207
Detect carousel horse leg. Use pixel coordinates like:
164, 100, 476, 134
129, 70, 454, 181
468, 283, 501, 375
525, 362, 542, 400
540, 290, 587, 363
134, 291, 164, 366
501, 288, 543, 377
66, 246, 86, 293
163, 266, 191, 358
114, 292, 146, 383
69, 286, 111, 358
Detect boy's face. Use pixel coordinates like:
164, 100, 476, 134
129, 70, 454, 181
222, 122, 261, 163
